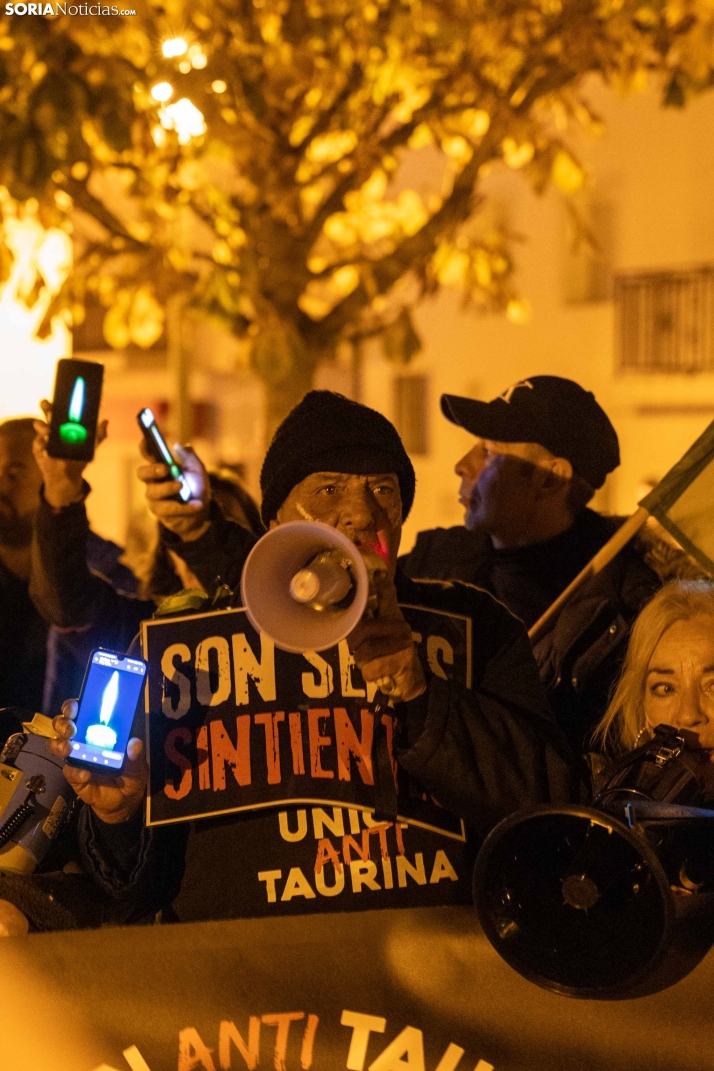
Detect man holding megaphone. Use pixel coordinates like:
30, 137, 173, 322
28, 391, 580, 928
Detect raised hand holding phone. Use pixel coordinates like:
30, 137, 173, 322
51, 700, 148, 824
66, 649, 147, 775
33, 398, 108, 509
136, 411, 212, 541
137, 408, 193, 503
50, 650, 149, 825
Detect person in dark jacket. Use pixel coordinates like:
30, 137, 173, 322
5, 391, 579, 933
400, 377, 662, 755
0, 416, 138, 939
0, 416, 136, 742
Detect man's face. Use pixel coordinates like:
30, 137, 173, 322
0, 431, 43, 546
275, 472, 403, 572
455, 438, 542, 539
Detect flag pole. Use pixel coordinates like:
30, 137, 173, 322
528, 506, 650, 644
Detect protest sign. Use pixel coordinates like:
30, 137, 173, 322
2, 906, 713, 1071
639, 417, 714, 575
142, 604, 469, 832
141, 604, 475, 918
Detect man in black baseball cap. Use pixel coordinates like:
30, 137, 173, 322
401, 376, 661, 754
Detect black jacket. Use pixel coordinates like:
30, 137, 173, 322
26, 494, 581, 927
401, 511, 661, 754
30, 487, 155, 661
0, 518, 136, 718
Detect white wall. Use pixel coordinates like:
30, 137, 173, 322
358, 76, 714, 554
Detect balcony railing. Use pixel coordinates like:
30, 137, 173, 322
615, 266, 714, 374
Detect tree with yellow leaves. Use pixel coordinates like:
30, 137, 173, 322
1, 0, 713, 430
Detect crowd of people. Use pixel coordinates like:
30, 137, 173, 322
0, 373, 711, 937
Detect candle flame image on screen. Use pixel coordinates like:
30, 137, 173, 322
85, 671, 119, 750
59, 376, 88, 444
69, 377, 85, 422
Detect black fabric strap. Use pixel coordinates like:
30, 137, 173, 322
371, 692, 399, 822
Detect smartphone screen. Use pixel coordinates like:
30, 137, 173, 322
67, 650, 147, 773
47, 359, 104, 462
137, 408, 192, 503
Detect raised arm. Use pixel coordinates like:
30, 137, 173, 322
30, 405, 152, 640
137, 444, 256, 596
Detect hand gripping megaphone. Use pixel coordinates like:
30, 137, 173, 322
241, 520, 381, 653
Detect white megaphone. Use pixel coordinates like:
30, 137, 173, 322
241, 521, 382, 653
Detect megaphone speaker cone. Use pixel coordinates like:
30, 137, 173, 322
241, 521, 369, 653
473, 806, 673, 998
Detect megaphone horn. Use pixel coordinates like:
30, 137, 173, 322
240, 521, 371, 653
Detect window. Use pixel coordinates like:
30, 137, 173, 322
393, 375, 428, 455
615, 266, 714, 373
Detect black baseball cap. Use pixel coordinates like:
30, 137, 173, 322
441, 376, 619, 490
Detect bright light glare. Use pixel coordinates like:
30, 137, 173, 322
212, 80, 227, 94
162, 37, 188, 58
0, 213, 72, 419
188, 44, 208, 69
160, 98, 207, 144
151, 81, 174, 103
36, 229, 72, 291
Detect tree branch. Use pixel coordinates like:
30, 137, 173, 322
65, 177, 150, 252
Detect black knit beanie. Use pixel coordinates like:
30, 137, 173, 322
260, 391, 416, 525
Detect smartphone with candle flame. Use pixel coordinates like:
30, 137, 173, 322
66, 650, 147, 775
47, 358, 104, 462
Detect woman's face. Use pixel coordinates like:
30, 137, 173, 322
644, 614, 714, 754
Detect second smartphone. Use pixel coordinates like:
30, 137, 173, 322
137, 407, 192, 503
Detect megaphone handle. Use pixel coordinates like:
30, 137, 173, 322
371, 690, 399, 823
372, 690, 391, 717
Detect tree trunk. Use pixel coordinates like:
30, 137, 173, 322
263, 358, 317, 447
